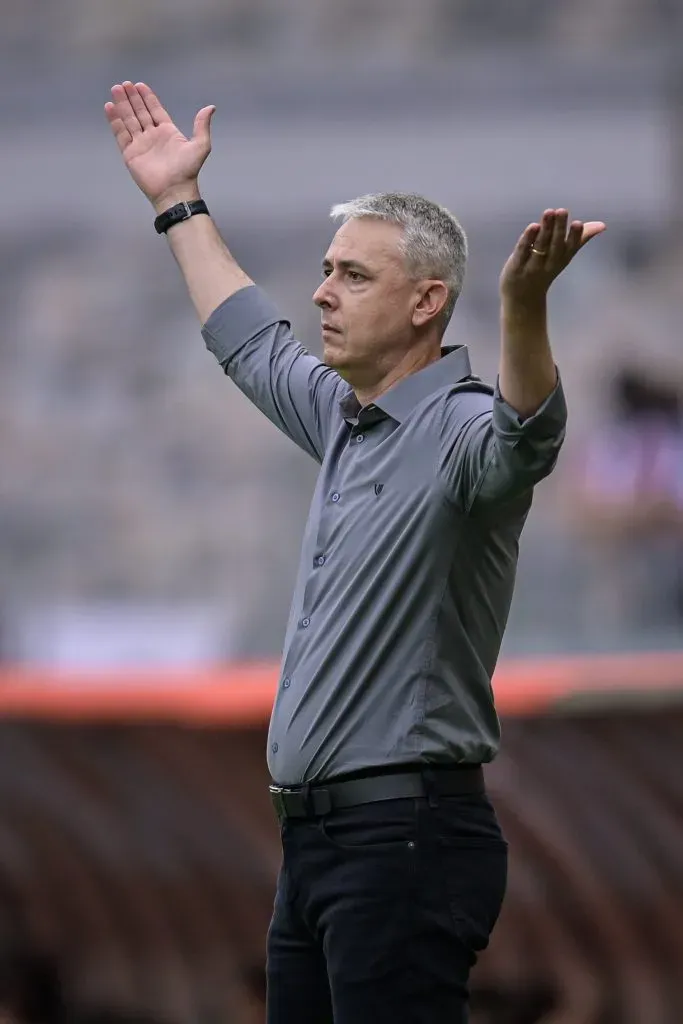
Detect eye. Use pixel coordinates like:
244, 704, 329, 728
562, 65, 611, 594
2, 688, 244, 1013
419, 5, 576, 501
321, 267, 332, 279
347, 270, 365, 282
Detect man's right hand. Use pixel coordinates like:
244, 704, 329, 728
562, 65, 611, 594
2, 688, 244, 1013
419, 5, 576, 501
104, 82, 215, 212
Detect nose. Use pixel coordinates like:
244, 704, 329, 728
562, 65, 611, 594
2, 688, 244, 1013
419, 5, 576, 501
313, 277, 338, 310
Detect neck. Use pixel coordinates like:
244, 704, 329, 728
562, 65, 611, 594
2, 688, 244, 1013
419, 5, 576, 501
352, 344, 442, 407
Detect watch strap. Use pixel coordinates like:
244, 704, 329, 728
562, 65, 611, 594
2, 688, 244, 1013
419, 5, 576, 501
154, 199, 209, 235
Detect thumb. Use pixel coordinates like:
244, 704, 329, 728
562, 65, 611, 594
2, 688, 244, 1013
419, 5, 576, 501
580, 221, 607, 247
192, 104, 216, 150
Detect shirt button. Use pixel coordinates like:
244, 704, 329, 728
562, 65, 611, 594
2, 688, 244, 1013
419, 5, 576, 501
282, 677, 291, 689
356, 434, 364, 443
272, 743, 279, 753
316, 555, 325, 566
301, 617, 310, 628
331, 492, 340, 502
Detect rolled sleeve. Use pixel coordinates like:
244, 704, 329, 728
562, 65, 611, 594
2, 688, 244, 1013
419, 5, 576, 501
201, 285, 344, 462
491, 374, 567, 449
202, 284, 283, 365
439, 373, 567, 512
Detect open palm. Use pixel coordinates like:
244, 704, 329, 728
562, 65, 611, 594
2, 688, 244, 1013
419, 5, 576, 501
104, 82, 215, 204
500, 208, 606, 302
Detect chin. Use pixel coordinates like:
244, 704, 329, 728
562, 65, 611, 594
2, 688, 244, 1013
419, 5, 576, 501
322, 343, 344, 369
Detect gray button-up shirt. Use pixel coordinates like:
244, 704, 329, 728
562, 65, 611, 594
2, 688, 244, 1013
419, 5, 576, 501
202, 286, 567, 785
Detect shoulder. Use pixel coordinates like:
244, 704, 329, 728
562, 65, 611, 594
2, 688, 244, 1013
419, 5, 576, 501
441, 377, 495, 424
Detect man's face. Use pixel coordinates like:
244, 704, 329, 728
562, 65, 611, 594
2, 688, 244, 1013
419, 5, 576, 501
312, 218, 422, 383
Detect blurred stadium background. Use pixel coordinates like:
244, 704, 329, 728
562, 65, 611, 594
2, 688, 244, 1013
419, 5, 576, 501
0, 1, 682, 1021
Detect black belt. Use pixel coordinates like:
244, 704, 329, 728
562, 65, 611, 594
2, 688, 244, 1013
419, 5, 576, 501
269, 765, 484, 820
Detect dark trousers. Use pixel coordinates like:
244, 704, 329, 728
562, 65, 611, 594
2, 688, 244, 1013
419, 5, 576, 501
266, 788, 508, 1024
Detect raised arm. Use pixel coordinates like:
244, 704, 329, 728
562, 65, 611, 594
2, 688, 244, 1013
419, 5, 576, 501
105, 81, 249, 319
104, 81, 342, 461
439, 209, 605, 512
497, 208, 605, 419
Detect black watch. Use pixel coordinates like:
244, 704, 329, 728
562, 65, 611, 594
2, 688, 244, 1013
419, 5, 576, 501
154, 199, 209, 235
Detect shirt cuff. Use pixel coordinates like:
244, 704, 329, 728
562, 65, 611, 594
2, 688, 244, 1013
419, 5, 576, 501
492, 370, 567, 441
201, 285, 289, 367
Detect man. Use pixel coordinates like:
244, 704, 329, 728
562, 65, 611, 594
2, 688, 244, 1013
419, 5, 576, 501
104, 81, 605, 1024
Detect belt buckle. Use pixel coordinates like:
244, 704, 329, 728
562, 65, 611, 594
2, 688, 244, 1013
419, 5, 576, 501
269, 784, 286, 818
270, 783, 299, 818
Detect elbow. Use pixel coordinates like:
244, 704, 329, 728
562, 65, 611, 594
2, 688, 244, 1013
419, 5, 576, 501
470, 434, 564, 511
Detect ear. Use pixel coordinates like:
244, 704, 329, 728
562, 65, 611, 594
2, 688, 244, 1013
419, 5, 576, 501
412, 280, 449, 328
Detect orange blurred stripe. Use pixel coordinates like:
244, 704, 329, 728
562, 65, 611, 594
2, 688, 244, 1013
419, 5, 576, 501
0, 652, 680, 722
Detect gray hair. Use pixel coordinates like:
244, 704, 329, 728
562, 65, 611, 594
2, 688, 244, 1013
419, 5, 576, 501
330, 192, 467, 329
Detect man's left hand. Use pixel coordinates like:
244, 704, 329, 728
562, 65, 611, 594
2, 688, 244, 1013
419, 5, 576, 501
500, 208, 606, 304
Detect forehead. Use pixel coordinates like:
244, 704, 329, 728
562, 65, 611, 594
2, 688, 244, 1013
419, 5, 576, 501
324, 217, 406, 268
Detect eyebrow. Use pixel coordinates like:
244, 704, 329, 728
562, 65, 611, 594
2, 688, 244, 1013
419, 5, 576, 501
322, 257, 373, 274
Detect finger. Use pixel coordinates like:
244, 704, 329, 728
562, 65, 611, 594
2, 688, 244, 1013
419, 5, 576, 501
192, 105, 216, 148
513, 223, 541, 269
548, 208, 569, 262
566, 219, 584, 257
529, 209, 555, 259
123, 81, 154, 130
136, 83, 173, 126
110, 83, 142, 136
104, 104, 133, 153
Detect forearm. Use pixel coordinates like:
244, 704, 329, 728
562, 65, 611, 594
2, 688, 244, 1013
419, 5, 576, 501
498, 295, 558, 420
153, 189, 253, 325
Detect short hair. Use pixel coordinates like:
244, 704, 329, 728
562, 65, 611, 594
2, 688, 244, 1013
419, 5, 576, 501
330, 191, 468, 329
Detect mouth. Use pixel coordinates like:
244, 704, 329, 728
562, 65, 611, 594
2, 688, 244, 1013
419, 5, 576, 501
321, 323, 341, 335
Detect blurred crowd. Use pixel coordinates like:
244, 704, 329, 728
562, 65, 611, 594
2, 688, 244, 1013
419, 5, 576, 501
2, 0, 683, 56
0, 0, 682, 664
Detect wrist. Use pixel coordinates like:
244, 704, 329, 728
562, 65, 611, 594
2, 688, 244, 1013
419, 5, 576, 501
500, 291, 547, 323
152, 184, 201, 217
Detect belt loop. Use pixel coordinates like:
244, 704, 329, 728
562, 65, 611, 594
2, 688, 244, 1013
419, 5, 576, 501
300, 782, 312, 815
422, 769, 439, 809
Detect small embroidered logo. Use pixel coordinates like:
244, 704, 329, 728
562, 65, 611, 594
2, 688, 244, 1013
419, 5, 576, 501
374, 483, 384, 496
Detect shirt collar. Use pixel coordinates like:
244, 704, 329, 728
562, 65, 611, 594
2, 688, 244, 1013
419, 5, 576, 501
339, 345, 473, 424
